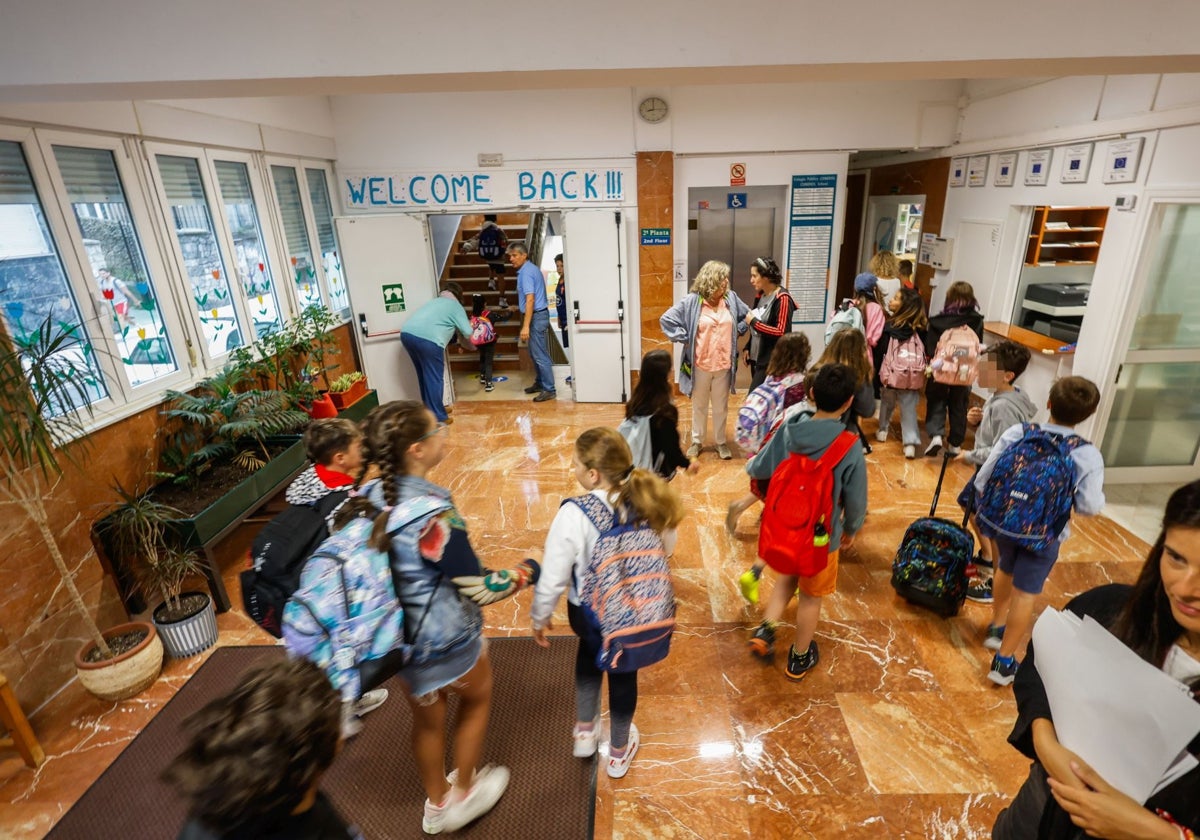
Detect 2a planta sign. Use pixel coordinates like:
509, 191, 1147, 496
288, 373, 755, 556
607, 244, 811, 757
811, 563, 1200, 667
342, 166, 631, 210
382, 283, 405, 313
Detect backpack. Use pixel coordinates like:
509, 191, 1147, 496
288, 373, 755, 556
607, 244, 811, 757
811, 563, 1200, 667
758, 431, 858, 577
824, 304, 864, 344
880, 331, 928, 390
976, 424, 1085, 552
470, 313, 495, 346
736, 373, 804, 456
478, 225, 506, 261
565, 494, 676, 673
617, 415, 658, 472
931, 324, 981, 385
282, 494, 450, 701
240, 490, 348, 637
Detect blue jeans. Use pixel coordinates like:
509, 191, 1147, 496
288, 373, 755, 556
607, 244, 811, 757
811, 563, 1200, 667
401, 332, 448, 421
528, 308, 554, 392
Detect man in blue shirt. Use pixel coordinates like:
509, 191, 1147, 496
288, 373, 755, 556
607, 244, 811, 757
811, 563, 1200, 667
508, 243, 555, 402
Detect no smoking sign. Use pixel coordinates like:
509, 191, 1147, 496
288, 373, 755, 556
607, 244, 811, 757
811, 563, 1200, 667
730, 163, 746, 186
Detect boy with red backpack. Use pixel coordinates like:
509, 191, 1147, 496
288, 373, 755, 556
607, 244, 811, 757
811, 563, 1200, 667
744, 364, 868, 681
973, 376, 1105, 686
924, 281, 985, 457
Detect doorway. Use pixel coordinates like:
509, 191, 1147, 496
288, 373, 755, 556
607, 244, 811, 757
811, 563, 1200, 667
862, 195, 924, 270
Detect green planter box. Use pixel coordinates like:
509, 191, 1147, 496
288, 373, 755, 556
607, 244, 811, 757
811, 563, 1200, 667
338, 389, 378, 422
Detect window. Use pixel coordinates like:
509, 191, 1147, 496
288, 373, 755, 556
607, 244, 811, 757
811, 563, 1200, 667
52, 144, 178, 387
270, 164, 322, 309
212, 159, 284, 341
0, 139, 107, 407
156, 154, 244, 358
305, 167, 349, 316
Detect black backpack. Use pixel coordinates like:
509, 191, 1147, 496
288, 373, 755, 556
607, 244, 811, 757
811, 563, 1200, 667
240, 490, 348, 637
478, 225, 506, 261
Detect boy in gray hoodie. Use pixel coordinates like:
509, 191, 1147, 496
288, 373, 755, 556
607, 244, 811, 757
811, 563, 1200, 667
956, 341, 1037, 605
744, 364, 868, 682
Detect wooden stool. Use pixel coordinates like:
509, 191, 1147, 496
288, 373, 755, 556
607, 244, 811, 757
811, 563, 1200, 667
0, 671, 44, 768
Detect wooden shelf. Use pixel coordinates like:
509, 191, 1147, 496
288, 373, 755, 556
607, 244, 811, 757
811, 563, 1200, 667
1024, 206, 1109, 267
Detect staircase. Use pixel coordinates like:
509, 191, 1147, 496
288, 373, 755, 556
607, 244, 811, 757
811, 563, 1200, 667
447, 213, 533, 374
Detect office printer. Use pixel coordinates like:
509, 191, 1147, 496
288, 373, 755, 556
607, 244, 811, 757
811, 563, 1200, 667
1024, 283, 1090, 307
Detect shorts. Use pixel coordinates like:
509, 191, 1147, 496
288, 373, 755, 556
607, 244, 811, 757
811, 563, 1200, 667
396, 634, 483, 701
486, 261, 506, 274
795, 548, 839, 598
995, 538, 1060, 595
750, 477, 770, 501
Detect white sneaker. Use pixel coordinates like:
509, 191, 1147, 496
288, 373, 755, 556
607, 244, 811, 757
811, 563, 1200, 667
422, 796, 449, 834
876, 430, 888, 443
924, 436, 943, 457
606, 724, 640, 779
686, 443, 701, 459
904, 445, 916, 459
947, 445, 962, 456
573, 718, 600, 758
442, 765, 511, 832
354, 688, 388, 717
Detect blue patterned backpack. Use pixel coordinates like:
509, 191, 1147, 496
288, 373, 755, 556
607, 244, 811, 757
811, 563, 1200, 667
976, 424, 1084, 551
566, 494, 676, 673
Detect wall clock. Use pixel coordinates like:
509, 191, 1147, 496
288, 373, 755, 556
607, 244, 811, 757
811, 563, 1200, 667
638, 97, 669, 123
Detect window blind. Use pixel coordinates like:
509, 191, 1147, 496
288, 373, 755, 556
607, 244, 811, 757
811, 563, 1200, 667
271, 165, 310, 257
52, 146, 123, 203
305, 168, 337, 253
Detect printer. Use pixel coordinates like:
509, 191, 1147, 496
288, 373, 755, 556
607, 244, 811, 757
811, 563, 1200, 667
1024, 283, 1090, 308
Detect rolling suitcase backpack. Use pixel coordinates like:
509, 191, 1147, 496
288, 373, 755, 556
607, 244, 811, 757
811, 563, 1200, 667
890, 452, 973, 617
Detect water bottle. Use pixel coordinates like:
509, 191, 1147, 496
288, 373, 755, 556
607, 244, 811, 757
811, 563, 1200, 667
813, 520, 829, 549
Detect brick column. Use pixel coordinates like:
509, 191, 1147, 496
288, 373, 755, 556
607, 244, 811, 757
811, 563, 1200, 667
636, 152, 674, 370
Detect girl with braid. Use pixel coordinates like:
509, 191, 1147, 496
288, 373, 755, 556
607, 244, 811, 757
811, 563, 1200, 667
336, 400, 539, 836
531, 427, 684, 779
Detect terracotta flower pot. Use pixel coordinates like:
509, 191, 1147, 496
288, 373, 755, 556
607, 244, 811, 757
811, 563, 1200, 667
329, 378, 368, 409
74, 621, 164, 702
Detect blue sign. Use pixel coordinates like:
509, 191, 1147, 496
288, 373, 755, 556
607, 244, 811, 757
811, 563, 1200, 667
640, 228, 671, 246
728, 193, 747, 209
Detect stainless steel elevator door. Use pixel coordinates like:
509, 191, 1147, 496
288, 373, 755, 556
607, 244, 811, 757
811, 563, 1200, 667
696, 208, 775, 305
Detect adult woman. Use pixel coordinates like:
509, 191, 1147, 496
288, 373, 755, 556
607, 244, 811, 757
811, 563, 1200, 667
869, 250, 903, 300
399, 282, 473, 423
660, 260, 749, 460
993, 479, 1200, 839
744, 257, 796, 392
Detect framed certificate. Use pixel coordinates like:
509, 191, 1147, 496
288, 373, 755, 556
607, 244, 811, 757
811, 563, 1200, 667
1103, 137, 1145, 184
1025, 149, 1052, 186
967, 156, 989, 187
1061, 143, 1093, 184
994, 153, 1017, 187
949, 157, 967, 187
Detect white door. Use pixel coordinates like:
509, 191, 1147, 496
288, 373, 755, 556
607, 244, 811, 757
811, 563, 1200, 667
563, 209, 629, 403
335, 214, 441, 405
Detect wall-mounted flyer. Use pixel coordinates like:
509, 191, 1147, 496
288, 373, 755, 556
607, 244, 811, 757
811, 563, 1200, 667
967, 155, 989, 187
994, 153, 1017, 187
1025, 149, 1052, 186
949, 157, 967, 187
1103, 137, 1145, 184
1061, 143, 1094, 184
785, 174, 838, 324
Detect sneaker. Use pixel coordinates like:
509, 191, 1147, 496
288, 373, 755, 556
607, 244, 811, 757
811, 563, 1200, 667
488, 278, 497, 290
484, 381, 495, 392
423, 796, 449, 834
903, 445, 916, 459
497, 298, 509, 309
983, 624, 1005, 652
988, 654, 1019, 686
738, 568, 761, 604
966, 577, 994, 604
748, 621, 776, 659
717, 443, 733, 460
353, 688, 388, 718
924, 436, 943, 457
973, 552, 994, 571
947, 445, 962, 456
686, 443, 701, 459
876, 429, 888, 443
533, 390, 556, 402
573, 717, 600, 758
524, 384, 541, 394
606, 725, 640, 779
441, 765, 511, 832
785, 641, 820, 682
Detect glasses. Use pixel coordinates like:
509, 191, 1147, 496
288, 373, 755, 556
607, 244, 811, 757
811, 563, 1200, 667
417, 421, 448, 442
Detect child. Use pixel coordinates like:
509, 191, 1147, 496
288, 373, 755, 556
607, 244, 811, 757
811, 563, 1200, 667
625, 349, 698, 481
876, 287, 929, 459
924, 281, 985, 457
470, 294, 498, 392
957, 341, 1036, 604
344, 400, 539, 834
853, 273, 887, 357
287, 417, 365, 504
460, 214, 509, 309
531, 427, 685, 779
744, 364, 868, 680
898, 258, 915, 290
165, 657, 364, 839
729, 332, 812, 602
812, 329, 876, 452
974, 376, 1105, 686
554, 253, 569, 350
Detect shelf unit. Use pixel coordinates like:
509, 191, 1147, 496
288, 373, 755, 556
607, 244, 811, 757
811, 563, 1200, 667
1024, 205, 1109, 266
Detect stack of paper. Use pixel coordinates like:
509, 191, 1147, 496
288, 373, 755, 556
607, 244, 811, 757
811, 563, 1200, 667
1031, 608, 1200, 803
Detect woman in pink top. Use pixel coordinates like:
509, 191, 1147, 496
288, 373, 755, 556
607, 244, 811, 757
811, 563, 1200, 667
659, 260, 750, 461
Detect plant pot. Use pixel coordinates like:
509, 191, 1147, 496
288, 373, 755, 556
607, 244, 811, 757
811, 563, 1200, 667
329, 377, 368, 409
74, 621, 164, 701
153, 592, 218, 658
307, 393, 338, 418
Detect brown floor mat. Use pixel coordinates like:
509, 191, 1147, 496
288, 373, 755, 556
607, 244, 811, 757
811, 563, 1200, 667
49, 640, 595, 839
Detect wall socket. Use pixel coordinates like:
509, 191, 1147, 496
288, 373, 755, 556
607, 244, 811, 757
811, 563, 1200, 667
1115, 194, 1137, 211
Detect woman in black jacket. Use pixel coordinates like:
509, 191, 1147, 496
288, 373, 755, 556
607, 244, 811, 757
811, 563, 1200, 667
743, 257, 796, 391
993, 479, 1200, 839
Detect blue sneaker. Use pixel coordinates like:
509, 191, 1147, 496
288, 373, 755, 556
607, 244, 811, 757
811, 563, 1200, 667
988, 654, 1018, 686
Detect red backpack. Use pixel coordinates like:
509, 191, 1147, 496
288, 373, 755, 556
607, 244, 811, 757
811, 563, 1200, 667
758, 431, 858, 577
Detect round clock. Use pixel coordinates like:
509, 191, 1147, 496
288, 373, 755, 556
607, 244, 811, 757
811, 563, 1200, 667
638, 96, 669, 123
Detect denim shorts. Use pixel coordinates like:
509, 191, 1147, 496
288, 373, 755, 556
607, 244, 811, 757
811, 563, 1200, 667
397, 634, 483, 701
996, 538, 1061, 595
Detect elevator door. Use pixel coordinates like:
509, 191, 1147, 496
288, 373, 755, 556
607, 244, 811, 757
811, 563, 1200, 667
696, 208, 775, 305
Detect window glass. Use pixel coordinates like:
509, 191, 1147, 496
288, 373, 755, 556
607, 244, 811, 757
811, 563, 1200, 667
270, 165, 322, 308
157, 154, 243, 357
213, 160, 284, 341
51, 144, 177, 386
0, 140, 108, 407
305, 167, 348, 315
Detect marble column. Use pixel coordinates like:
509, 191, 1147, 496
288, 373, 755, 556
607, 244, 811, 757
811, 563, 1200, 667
636, 152, 674, 374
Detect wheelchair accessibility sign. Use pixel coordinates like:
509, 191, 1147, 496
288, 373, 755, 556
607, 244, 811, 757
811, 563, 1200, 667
728, 193, 747, 209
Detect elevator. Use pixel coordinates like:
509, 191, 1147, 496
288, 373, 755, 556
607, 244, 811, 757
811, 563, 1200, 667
686, 185, 786, 306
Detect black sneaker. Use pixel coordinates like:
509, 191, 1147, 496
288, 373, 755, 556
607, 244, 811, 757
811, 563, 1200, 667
988, 654, 1018, 686
748, 622, 775, 659
966, 577, 994, 604
532, 390, 557, 402
484, 381, 495, 392
523, 384, 541, 394
786, 641, 820, 682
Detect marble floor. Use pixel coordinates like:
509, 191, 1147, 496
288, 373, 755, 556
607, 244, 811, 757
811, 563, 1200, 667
0, 394, 1160, 839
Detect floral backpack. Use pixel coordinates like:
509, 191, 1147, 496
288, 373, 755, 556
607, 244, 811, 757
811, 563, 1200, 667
470, 313, 496, 346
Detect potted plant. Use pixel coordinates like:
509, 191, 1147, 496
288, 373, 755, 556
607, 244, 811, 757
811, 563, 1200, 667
96, 485, 218, 658
0, 316, 162, 701
328, 371, 368, 409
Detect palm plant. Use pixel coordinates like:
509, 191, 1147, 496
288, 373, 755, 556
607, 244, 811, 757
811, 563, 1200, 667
0, 316, 111, 658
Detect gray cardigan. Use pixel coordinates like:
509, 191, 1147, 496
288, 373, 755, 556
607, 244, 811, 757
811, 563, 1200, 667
659, 291, 750, 396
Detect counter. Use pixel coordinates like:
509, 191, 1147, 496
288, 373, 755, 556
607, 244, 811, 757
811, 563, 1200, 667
978, 322, 1074, 423
983, 321, 1075, 356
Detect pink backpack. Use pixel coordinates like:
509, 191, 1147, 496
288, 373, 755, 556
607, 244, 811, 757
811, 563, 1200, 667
880, 332, 927, 390
931, 325, 981, 385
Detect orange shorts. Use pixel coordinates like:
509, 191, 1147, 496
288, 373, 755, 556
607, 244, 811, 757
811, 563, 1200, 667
795, 549, 839, 598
